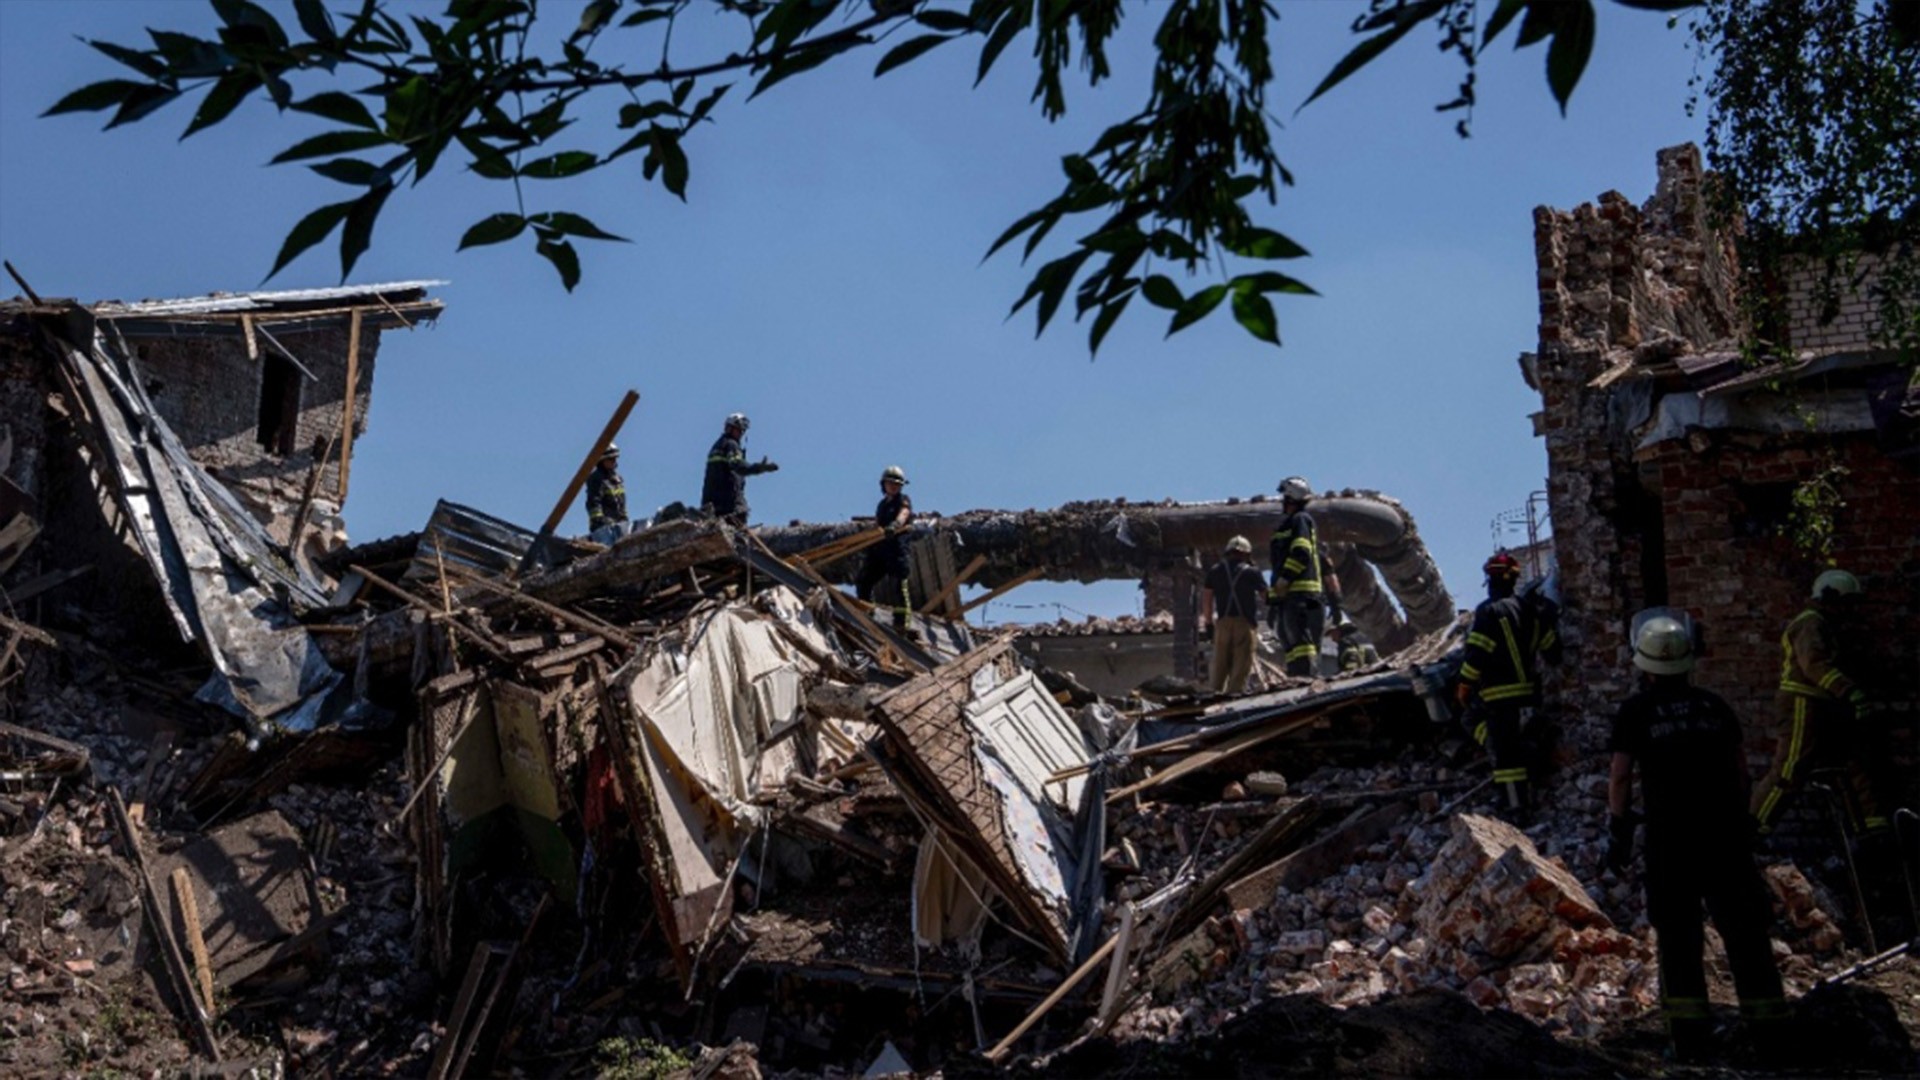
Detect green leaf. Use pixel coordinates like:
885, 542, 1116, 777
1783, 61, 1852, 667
84, 39, 169, 80
519, 150, 599, 179
915, 9, 973, 33
212, 0, 286, 45
1300, 0, 1445, 110
530, 211, 628, 242
1079, 226, 1147, 255
43, 79, 146, 117
875, 34, 954, 77
620, 9, 671, 27
458, 134, 516, 179
1514, 4, 1555, 47
536, 236, 582, 291
1140, 275, 1184, 310
1225, 227, 1309, 260
1231, 290, 1280, 346
293, 0, 336, 43
1088, 291, 1132, 356
267, 199, 352, 280
975, 7, 1026, 86
985, 206, 1053, 259
181, 70, 259, 138
105, 85, 183, 129
1061, 154, 1099, 185
458, 212, 527, 249
270, 129, 390, 164
291, 91, 379, 130
1235, 271, 1319, 297
1481, 0, 1527, 46
749, 39, 851, 100
651, 128, 688, 199
1544, 2, 1596, 113
308, 157, 380, 184
687, 82, 730, 126
572, 0, 619, 40
1167, 284, 1228, 335
338, 183, 393, 280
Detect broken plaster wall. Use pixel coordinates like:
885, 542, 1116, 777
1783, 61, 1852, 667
1532, 145, 1920, 771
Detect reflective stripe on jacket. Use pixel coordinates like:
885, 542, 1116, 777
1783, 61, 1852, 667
1268, 510, 1322, 597
1778, 608, 1859, 700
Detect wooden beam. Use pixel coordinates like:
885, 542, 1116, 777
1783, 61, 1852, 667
348, 565, 514, 667
954, 567, 1045, 617
337, 307, 362, 500
514, 389, 639, 578
444, 564, 639, 650
170, 868, 217, 1017
985, 929, 1120, 1063
1105, 709, 1328, 803
107, 788, 221, 1061
918, 554, 987, 615
794, 526, 885, 566
1096, 903, 1137, 1030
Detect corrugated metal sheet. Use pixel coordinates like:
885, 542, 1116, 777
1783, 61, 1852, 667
403, 500, 539, 584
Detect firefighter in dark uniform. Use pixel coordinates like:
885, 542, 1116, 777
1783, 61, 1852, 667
1267, 476, 1325, 677
701, 412, 778, 526
1608, 613, 1788, 1062
1454, 552, 1561, 818
855, 465, 914, 633
1331, 617, 1380, 673
584, 443, 627, 539
1750, 568, 1895, 837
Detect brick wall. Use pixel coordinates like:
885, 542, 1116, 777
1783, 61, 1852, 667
134, 318, 381, 537
1782, 252, 1891, 353
1529, 144, 1918, 815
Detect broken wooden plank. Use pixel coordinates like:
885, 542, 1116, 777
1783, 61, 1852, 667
107, 788, 220, 1061
337, 307, 361, 499
794, 526, 885, 567
170, 868, 217, 1017
513, 389, 639, 579
1095, 902, 1137, 1030
517, 517, 733, 606
426, 941, 508, 1080
1105, 710, 1328, 803
918, 553, 987, 615
0, 564, 93, 605
985, 929, 1121, 1063
776, 810, 899, 869
0, 612, 57, 649
954, 566, 1045, 617
446, 565, 639, 649
1162, 796, 1325, 941
1222, 800, 1412, 912
349, 564, 515, 666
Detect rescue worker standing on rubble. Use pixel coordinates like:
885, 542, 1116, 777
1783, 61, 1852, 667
1454, 552, 1561, 818
1608, 613, 1789, 1062
1267, 476, 1325, 677
1331, 617, 1379, 673
855, 466, 915, 636
584, 443, 626, 541
1201, 536, 1264, 694
1750, 568, 1897, 838
701, 412, 778, 526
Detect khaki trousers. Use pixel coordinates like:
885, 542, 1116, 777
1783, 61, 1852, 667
1211, 616, 1256, 693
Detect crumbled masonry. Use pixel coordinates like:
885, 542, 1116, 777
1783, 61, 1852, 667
3, 144, 1919, 1077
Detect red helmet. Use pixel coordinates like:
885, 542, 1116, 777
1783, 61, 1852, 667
1484, 552, 1522, 580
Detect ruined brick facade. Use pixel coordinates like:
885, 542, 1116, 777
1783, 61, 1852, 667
1528, 146, 1918, 786
131, 318, 382, 534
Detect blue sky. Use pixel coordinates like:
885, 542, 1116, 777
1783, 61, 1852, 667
0, 1, 1707, 623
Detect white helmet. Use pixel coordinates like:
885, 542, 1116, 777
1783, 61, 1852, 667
1812, 568, 1861, 602
1632, 614, 1695, 675
726, 412, 750, 432
601, 442, 619, 460
881, 465, 908, 485
1225, 535, 1252, 555
1278, 476, 1312, 503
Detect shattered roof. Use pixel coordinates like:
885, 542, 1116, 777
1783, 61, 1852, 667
88, 280, 446, 317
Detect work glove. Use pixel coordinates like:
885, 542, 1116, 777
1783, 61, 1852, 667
1454, 682, 1472, 709
1848, 689, 1884, 721
748, 457, 780, 474
1606, 811, 1641, 874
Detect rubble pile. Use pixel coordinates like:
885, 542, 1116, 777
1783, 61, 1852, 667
0, 292, 1916, 1078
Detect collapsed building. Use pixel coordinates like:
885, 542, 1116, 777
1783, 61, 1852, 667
1, 145, 1918, 1080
